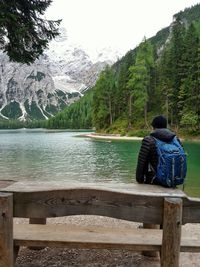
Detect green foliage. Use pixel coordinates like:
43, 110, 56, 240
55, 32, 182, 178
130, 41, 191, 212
46, 90, 93, 129
127, 129, 150, 137
0, 119, 46, 129
89, 4, 200, 135
28, 71, 46, 81
0, 0, 61, 63
127, 38, 154, 124
174, 4, 200, 22
180, 112, 198, 131
92, 66, 116, 130
106, 118, 128, 135
1, 101, 22, 119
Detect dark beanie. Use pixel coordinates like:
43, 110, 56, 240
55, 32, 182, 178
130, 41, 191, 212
151, 115, 167, 129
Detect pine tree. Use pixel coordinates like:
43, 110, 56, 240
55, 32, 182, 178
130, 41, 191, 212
168, 15, 185, 127
179, 23, 199, 121
0, 0, 61, 63
92, 66, 116, 130
127, 39, 154, 128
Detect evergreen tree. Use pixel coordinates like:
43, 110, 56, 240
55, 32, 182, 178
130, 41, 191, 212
127, 39, 154, 128
169, 15, 185, 127
158, 45, 174, 124
179, 23, 199, 123
0, 0, 61, 63
92, 66, 116, 130
115, 52, 135, 121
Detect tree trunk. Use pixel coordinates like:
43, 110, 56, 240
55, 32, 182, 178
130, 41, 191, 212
166, 95, 169, 126
144, 103, 149, 128
108, 96, 113, 126
128, 94, 133, 130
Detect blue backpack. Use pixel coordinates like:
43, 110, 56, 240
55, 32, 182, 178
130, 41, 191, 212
153, 136, 187, 188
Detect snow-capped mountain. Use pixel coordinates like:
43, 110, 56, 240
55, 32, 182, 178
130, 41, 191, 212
0, 27, 121, 121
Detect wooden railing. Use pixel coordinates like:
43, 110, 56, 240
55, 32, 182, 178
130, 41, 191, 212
0, 181, 200, 267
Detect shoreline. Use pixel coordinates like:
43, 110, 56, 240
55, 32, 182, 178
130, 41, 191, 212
82, 133, 200, 142
83, 133, 143, 141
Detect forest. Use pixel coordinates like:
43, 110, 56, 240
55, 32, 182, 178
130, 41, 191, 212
46, 4, 200, 137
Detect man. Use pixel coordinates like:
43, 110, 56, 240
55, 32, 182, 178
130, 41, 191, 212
136, 115, 177, 184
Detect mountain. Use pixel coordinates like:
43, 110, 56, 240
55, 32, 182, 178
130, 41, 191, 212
0, 27, 121, 121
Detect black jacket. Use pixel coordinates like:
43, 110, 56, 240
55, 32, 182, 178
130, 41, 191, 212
136, 128, 176, 184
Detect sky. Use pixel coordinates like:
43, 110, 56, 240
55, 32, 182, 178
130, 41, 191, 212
46, 0, 200, 57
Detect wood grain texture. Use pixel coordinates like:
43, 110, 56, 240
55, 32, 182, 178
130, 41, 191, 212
182, 197, 200, 224
13, 223, 200, 252
14, 223, 162, 251
142, 223, 160, 257
0, 180, 15, 189
3, 182, 198, 224
2, 181, 185, 196
0, 193, 13, 267
12, 189, 165, 224
161, 198, 182, 267
0, 181, 183, 224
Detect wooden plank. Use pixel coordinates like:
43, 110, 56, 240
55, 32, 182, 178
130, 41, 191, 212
29, 218, 47, 250
29, 218, 46, 224
2, 182, 185, 223
13, 223, 200, 252
0, 180, 16, 190
180, 235, 200, 252
3, 181, 185, 197
0, 193, 13, 267
14, 223, 163, 251
1, 182, 182, 223
182, 197, 200, 224
12, 189, 165, 224
142, 223, 160, 257
161, 198, 182, 267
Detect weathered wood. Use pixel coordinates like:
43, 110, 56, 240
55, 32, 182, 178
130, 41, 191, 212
13, 223, 200, 253
2, 182, 185, 223
2, 181, 186, 197
0, 180, 15, 190
12, 189, 166, 223
14, 246, 19, 264
161, 198, 182, 267
0, 193, 13, 267
29, 218, 46, 224
0, 182, 180, 224
29, 218, 47, 250
14, 223, 163, 251
142, 223, 160, 257
180, 228, 200, 252
2, 181, 200, 265
182, 197, 200, 224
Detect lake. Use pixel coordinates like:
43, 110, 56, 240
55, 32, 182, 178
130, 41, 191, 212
0, 129, 199, 197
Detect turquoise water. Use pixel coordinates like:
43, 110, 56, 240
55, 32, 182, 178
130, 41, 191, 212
0, 129, 199, 197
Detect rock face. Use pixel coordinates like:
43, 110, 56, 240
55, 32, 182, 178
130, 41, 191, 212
0, 28, 120, 121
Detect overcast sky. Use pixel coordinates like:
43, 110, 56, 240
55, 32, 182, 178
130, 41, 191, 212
46, 0, 200, 56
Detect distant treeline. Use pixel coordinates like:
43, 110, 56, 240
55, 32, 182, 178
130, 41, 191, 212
0, 120, 46, 129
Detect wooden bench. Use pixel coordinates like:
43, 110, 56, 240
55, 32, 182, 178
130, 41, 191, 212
0, 181, 200, 267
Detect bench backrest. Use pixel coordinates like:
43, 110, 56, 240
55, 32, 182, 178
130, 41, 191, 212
1, 181, 200, 224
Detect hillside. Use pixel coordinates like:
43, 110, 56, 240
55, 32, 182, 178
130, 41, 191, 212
47, 3, 200, 136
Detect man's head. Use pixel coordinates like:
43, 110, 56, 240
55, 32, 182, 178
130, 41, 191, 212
151, 115, 167, 129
